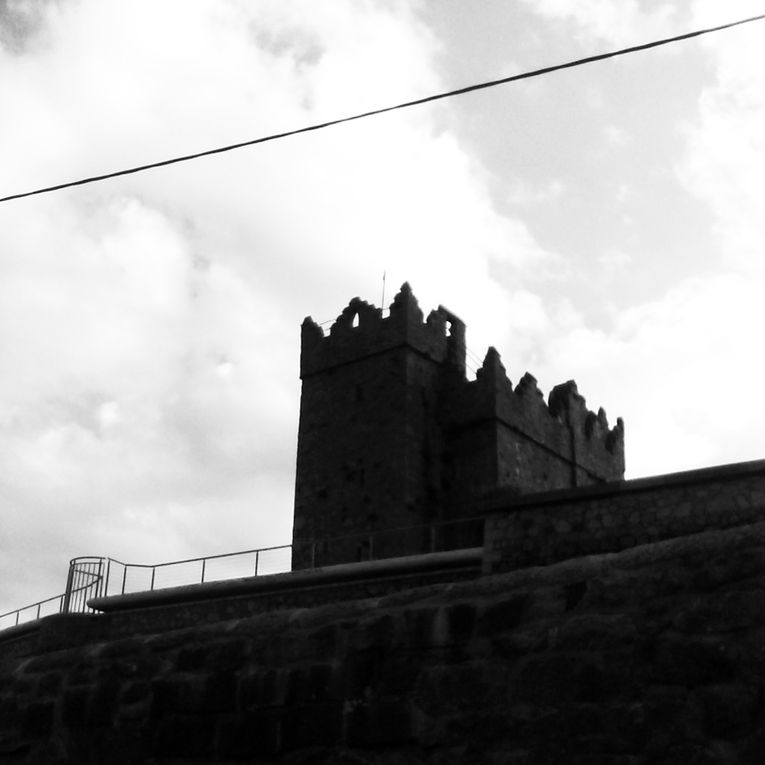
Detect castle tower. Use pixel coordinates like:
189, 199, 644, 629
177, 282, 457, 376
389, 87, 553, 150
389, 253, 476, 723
292, 285, 624, 569
292, 284, 465, 569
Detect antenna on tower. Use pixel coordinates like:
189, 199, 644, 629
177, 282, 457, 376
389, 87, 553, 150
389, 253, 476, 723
381, 271, 387, 310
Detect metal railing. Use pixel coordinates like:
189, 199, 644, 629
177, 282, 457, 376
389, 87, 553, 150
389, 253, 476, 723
0, 543, 293, 631
0, 592, 68, 631
105, 543, 293, 597
0, 516, 485, 632
0, 555, 107, 631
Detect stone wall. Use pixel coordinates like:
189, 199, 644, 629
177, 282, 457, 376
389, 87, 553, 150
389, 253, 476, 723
293, 286, 465, 569
483, 459, 765, 574
293, 285, 623, 569
3, 522, 765, 763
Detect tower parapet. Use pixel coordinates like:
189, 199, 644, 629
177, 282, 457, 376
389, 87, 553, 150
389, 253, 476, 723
292, 284, 624, 569
300, 282, 466, 379
442, 350, 624, 500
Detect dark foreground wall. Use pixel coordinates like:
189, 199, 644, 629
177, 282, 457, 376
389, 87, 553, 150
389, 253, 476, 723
4, 521, 765, 763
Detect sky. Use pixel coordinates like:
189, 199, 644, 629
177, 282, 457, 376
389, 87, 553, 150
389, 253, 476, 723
2, 0, 765, 612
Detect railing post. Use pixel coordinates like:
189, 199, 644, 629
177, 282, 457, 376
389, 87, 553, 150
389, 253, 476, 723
121, 566, 128, 595
62, 560, 76, 614
103, 558, 111, 598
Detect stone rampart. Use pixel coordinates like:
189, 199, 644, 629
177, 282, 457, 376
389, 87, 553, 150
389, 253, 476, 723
483, 458, 765, 573
4, 522, 765, 762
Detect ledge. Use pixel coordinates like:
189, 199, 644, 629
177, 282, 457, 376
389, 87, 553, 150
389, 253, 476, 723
474, 457, 765, 515
88, 547, 483, 613
0, 618, 42, 644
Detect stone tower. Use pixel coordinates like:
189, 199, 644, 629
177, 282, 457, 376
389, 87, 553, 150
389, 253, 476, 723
292, 284, 624, 569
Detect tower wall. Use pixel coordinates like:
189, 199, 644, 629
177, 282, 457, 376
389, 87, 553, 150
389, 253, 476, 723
292, 285, 464, 568
292, 285, 624, 569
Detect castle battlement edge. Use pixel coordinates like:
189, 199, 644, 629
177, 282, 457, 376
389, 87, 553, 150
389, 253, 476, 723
292, 283, 624, 568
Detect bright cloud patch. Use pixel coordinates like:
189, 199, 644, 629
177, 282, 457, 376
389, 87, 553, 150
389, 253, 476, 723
3, 0, 764, 616
0, 0, 557, 610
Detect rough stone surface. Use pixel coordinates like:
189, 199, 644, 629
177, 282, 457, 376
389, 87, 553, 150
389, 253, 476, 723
484, 459, 765, 573
5, 522, 765, 762
292, 286, 623, 569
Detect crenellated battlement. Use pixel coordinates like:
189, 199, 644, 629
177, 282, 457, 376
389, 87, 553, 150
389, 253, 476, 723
300, 283, 466, 378
445, 349, 623, 482
293, 284, 624, 568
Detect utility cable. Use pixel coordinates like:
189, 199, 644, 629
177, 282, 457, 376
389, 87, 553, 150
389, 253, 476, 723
1, 11, 764, 204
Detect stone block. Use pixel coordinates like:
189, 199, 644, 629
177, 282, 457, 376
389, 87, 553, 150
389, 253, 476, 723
306, 662, 334, 702
20, 701, 54, 739
642, 687, 704, 757
36, 671, 63, 696
698, 683, 755, 738
564, 581, 589, 612
357, 613, 397, 652
206, 639, 250, 671
217, 710, 282, 758
240, 668, 286, 709
152, 715, 218, 758
61, 685, 91, 727
555, 614, 638, 651
307, 624, 339, 659
149, 676, 205, 718
446, 603, 476, 643
477, 594, 531, 636
282, 701, 343, 750
121, 679, 150, 706
415, 663, 510, 714
345, 698, 413, 747
377, 655, 424, 695
343, 647, 383, 697
87, 677, 121, 726
91, 637, 145, 659
203, 671, 238, 713
649, 634, 736, 687
175, 644, 210, 671
404, 608, 439, 649
513, 653, 618, 704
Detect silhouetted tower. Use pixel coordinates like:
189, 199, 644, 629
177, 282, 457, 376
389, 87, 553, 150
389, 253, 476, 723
292, 284, 465, 568
292, 284, 624, 569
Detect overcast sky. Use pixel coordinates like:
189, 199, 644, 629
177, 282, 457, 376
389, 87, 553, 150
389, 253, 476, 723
2, 0, 765, 612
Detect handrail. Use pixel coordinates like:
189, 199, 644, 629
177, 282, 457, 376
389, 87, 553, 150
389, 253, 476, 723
1, 515, 485, 631
0, 556, 107, 630
104, 543, 293, 597
105, 543, 292, 571
0, 592, 67, 630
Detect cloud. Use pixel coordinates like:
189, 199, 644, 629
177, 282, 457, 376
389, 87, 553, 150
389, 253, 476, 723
506, 0, 765, 480
0, 0, 559, 611
602, 124, 631, 147
519, 0, 683, 46
5, 0, 762, 620
681, 2, 765, 271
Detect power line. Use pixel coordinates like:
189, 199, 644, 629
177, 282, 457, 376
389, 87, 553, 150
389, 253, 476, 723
2, 11, 764, 205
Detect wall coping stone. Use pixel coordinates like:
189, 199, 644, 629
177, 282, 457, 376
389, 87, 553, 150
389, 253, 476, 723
474, 457, 765, 514
88, 547, 483, 613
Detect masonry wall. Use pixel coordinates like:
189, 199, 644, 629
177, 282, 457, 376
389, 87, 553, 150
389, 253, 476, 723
293, 287, 464, 569
483, 459, 765, 574
4, 521, 765, 763
293, 285, 624, 569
